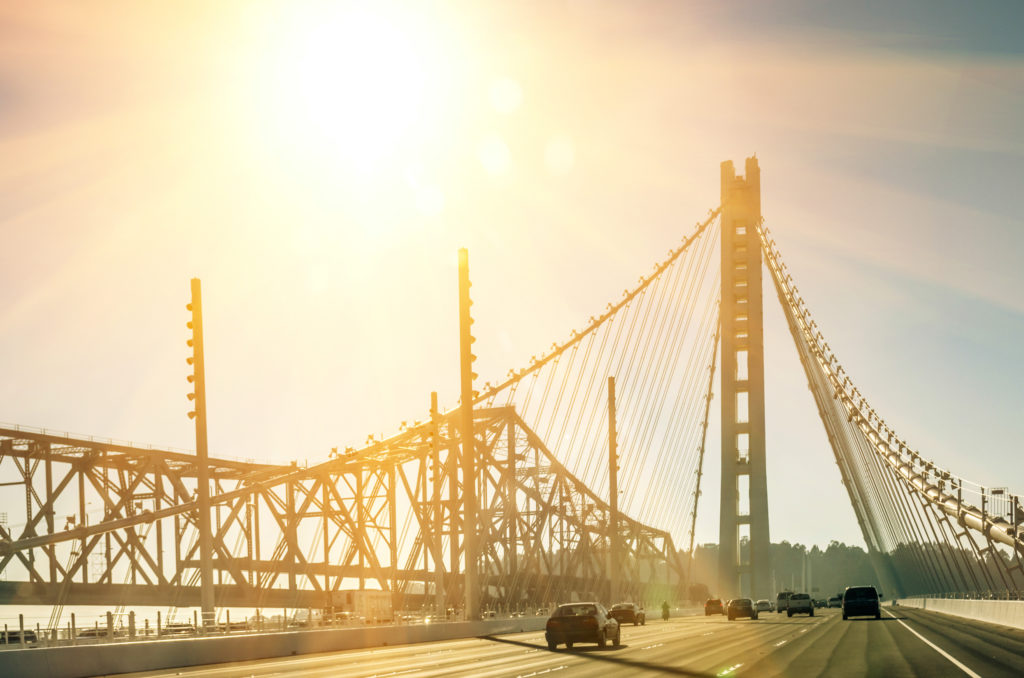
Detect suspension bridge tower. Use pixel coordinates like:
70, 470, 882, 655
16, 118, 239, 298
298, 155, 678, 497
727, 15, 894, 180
719, 157, 771, 599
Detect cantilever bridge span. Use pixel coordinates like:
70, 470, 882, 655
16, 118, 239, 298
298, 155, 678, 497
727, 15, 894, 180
0, 406, 679, 612
1, 159, 1022, 631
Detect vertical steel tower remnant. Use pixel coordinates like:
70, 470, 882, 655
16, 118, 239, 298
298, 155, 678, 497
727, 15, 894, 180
186, 278, 215, 629
718, 157, 771, 599
457, 248, 479, 619
607, 376, 621, 604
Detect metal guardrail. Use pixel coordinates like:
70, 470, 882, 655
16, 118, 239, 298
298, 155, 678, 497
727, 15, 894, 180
0, 603, 704, 651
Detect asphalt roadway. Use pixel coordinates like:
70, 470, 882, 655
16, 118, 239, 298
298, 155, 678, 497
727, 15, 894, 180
112, 606, 1024, 678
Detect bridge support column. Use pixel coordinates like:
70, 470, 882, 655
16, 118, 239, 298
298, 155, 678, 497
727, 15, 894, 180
457, 248, 479, 620
719, 157, 771, 600
188, 278, 216, 630
607, 376, 622, 605
506, 416, 518, 608
430, 392, 447, 617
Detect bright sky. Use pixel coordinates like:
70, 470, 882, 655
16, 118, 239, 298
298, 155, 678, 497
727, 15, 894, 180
1, 1, 1022, 551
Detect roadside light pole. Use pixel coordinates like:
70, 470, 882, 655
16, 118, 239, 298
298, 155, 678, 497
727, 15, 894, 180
187, 278, 215, 630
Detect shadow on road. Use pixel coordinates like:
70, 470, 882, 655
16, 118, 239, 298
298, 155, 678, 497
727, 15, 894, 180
481, 634, 715, 677
568, 643, 628, 653
731, 619, 817, 625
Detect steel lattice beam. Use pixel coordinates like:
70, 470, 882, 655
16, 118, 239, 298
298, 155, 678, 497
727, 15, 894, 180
0, 409, 683, 610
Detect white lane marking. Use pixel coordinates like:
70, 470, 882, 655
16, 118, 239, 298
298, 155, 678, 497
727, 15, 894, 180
717, 663, 743, 676
882, 609, 981, 678
517, 666, 566, 678
641, 642, 664, 650
774, 640, 787, 647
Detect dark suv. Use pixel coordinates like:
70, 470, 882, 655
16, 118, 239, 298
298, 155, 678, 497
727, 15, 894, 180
704, 598, 724, 615
842, 586, 881, 620
727, 598, 758, 621
545, 602, 620, 649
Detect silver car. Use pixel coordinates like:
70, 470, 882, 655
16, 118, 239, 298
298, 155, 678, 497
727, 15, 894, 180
787, 592, 815, 617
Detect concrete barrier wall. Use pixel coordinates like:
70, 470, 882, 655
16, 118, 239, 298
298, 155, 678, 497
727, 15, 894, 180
0, 617, 549, 678
896, 598, 1024, 630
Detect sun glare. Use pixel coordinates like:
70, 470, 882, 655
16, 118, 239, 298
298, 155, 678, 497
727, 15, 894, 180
477, 135, 511, 176
544, 134, 575, 176
261, 3, 454, 176
489, 77, 523, 115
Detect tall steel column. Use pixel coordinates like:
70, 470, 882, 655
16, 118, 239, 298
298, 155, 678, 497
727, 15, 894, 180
506, 417, 519, 605
607, 376, 621, 604
429, 392, 447, 616
457, 248, 479, 619
187, 278, 215, 629
718, 158, 771, 600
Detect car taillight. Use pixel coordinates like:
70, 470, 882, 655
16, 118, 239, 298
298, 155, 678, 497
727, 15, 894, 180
583, 617, 597, 626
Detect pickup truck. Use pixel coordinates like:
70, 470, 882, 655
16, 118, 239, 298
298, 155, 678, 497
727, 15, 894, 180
545, 602, 620, 650
787, 592, 815, 617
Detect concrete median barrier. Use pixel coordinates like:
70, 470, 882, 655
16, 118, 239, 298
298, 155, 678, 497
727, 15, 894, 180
896, 598, 1024, 630
0, 617, 550, 678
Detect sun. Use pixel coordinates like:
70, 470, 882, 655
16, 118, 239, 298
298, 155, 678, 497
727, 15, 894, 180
258, 2, 454, 176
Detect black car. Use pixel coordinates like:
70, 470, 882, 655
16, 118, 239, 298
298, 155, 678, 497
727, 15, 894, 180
609, 602, 646, 626
842, 586, 881, 620
545, 602, 620, 650
704, 598, 725, 616
727, 598, 758, 621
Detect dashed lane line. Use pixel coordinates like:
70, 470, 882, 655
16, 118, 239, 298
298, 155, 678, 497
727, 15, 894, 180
366, 670, 418, 678
516, 665, 566, 678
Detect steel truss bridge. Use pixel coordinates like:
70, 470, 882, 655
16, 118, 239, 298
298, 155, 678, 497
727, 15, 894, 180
0, 407, 677, 613
1, 159, 1022, 630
